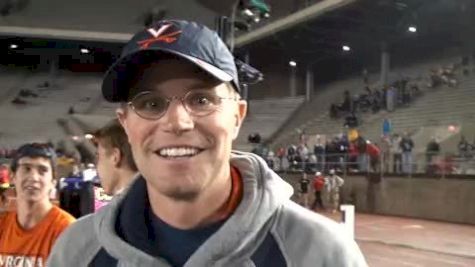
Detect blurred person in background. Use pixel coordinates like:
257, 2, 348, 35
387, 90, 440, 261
400, 133, 415, 174
313, 134, 326, 171
0, 143, 75, 265
0, 164, 10, 210
458, 135, 470, 158
425, 137, 440, 174
93, 119, 138, 196
311, 171, 326, 211
391, 134, 403, 174
298, 173, 310, 208
325, 169, 345, 213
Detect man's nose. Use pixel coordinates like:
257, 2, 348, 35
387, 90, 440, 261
161, 100, 194, 135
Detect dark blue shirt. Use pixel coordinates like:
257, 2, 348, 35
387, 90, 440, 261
148, 208, 224, 266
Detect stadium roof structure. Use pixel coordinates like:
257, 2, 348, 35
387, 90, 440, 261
236, 0, 475, 82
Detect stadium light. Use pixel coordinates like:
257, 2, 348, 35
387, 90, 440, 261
408, 26, 417, 33
243, 8, 254, 17
289, 60, 297, 67
250, 0, 270, 14
342, 45, 351, 52
9, 44, 18, 49
239, 0, 270, 22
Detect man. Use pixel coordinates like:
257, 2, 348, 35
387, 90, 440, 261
0, 164, 10, 210
313, 134, 325, 171
391, 133, 403, 174
458, 135, 470, 158
311, 171, 325, 211
49, 20, 366, 266
400, 132, 414, 174
325, 169, 345, 213
425, 136, 440, 173
298, 173, 310, 207
0, 143, 75, 266
366, 142, 381, 173
93, 119, 138, 196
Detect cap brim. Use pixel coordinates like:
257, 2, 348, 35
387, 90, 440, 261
102, 48, 234, 102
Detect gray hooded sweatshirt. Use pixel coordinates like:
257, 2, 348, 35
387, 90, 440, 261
48, 152, 367, 267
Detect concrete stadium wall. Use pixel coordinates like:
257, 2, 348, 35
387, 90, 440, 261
282, 172, 475, 225
246, 56, 307, 99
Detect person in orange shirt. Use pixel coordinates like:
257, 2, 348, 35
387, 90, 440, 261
0, 143, 75, 266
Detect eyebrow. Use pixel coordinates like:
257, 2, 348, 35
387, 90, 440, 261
137, 82, 217, 94
19, 163, 50, 170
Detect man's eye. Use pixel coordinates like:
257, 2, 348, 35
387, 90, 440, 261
196, 96, 211, 105
188, 93, 218, 107
136, 97, 165, 111
39, 167, 48, 175
144, 100, 159, 109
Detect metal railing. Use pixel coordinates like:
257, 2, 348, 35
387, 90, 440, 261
266, 152, 475, 179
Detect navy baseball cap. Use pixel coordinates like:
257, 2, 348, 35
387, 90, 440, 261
102, 20, 240, 102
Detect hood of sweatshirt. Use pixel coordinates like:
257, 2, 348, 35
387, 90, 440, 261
92, 151, 294, 266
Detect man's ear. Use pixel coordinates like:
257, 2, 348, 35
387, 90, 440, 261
112, 148, 122, 168
233, 100, 248, 140
116, 107, 132, 143
116, 108, 127, 128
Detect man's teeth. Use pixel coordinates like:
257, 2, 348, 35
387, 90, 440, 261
159, 147, 199, 157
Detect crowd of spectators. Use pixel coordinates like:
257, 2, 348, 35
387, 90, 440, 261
251, 131, 475, 176
458, 135, 475, 159
329, 61, 461, 128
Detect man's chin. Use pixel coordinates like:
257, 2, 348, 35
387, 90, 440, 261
24, 196, 45, 204
163, 189, 200, 202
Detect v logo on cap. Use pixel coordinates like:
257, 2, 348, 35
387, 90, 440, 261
138, 23, 182, 49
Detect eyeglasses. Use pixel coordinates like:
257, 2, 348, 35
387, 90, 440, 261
127, 89, 239, 120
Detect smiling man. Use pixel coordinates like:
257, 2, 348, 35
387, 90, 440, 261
0, 143, 75, 267
48, 20, 367, 267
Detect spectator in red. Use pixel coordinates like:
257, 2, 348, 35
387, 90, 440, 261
311, 172, 325, 211
276, 147, 286, 171
0, 164, 10, 209
366, 142, 381, 172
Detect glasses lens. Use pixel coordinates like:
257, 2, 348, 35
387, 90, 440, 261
184, 90, 221, 116
131, 92, 168, 119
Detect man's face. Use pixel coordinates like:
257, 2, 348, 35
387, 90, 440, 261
13, 157, 55, 204
95, 141, 117, 195
117, 59, 247, 201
